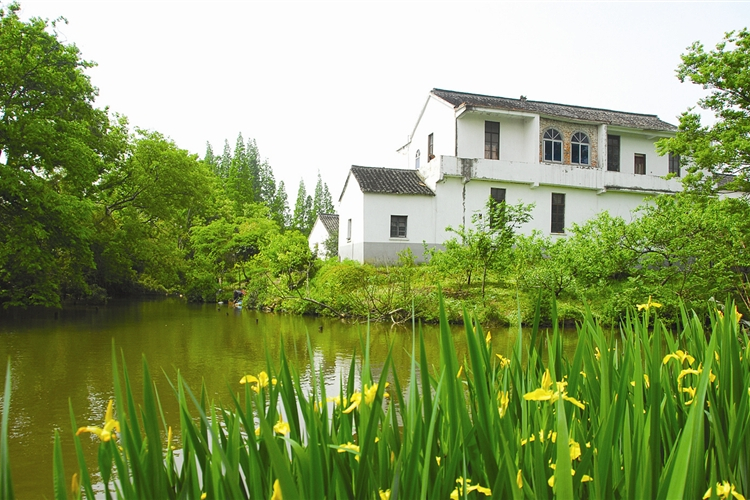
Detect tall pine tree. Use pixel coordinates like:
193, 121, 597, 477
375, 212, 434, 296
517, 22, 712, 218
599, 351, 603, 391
270, 180, 290, 230
292, 179, 314, 235
227, 132, 255, 213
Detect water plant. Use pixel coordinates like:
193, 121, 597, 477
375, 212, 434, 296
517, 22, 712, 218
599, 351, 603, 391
2, 295, 750, 498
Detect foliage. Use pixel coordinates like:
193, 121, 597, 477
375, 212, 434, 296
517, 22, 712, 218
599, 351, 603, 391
658, 28, 750, 191
1, 297, 745, 499
0, 4, 119, 307
443, 198, 533, 299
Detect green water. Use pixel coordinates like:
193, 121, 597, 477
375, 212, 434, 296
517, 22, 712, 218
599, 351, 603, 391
0, 297, 577, 498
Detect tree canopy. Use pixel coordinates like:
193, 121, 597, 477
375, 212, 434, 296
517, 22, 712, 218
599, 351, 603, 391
659, 28, 750, 191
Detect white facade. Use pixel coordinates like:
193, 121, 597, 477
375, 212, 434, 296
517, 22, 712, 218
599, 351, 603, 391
340, 89, 681, 264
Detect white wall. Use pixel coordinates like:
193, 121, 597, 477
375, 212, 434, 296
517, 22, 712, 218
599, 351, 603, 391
308, 218, 329, 255
433, 176, 653, 237
407, 95, 456, 169
616, 131, 671, 176
337, 175, 365, 262
455, 111, 535, 163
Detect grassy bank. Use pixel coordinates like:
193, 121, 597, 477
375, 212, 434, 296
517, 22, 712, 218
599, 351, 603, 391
2, 296, 749, 499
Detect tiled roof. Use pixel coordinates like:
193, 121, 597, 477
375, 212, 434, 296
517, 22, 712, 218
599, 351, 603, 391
318, 213, 339, 234
432, 88, 677, 132
349, 166, 435, 196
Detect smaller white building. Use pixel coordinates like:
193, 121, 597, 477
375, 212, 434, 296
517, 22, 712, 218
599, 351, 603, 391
309, 213, 339, 258
337, 89, 683, 264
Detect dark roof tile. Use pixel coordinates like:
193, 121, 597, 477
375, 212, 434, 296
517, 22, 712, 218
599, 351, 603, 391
432, 88, 677, 132
318, 213, 339, 234
349, 166, 435, 196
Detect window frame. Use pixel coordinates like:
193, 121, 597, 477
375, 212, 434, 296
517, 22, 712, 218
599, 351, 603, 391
390, 215, 408, 239
415, 149, 420, 169
543, 128, 563, 163
634, 153, 646, 175
484, 121, 500, 160
570, 131, 590, 165
607, 134, 620, 172
427, 133, 434, 161
551, 193, 565, 234
489, 187, 506, 228
668, 153, 680, 176
346, 218, 352, 242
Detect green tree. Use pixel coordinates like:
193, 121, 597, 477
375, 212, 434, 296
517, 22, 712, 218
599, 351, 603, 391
93, 130, 216, 295
292, 179, 314, 234
270, 180, 290, 230
313, 171, 335, 217
658, 28, 750, 191
443, 198, 533, 299
0, 4, 124, 306
226, 133, 255, 213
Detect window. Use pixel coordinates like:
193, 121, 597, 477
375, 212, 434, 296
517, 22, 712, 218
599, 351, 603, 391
669, 153, 680, 176
347, 218, 352, 241
634, 154, 646, 175
571, 132, 590, 165
485, 121, 499, 160
551, 193, 565, 234
390, 215, 407, 238
490, 187, 506, 204
489, 187, 506, 228
543, 129, 562, 162
415, 149, 420, 169
607, 135, 620, 172
427, 134, 434, 161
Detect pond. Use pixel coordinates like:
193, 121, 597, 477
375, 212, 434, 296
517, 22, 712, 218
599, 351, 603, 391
0, 297, 578, 498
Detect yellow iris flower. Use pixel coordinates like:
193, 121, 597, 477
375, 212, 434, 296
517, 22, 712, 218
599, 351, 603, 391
343, 384, 382, 413
239, 371, 277, 392
703, 481, 745, 500
271, 479, 283, 500
496, 354, 511, 369
76, 399, 120, 442
663, 350, 696, 366
273, 418, 290, 435
450, 478, 491, 499
523, 369, 585, 410
637, 296, 662, 311
336, 442, 361, 461
498, 391, 510, 418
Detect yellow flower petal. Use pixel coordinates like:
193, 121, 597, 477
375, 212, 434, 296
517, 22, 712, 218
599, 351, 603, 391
524, 388, 554, 401
342, 393, 362, 414
581, 474, 593, 483
273, 419, 290, 435
517, 469, 523, 489
240, 374, 258, 385
364, 384, 378, 405
271, 479, 282, 500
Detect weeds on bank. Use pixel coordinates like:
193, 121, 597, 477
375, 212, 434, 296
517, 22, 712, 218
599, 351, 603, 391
2, 296, 750, 499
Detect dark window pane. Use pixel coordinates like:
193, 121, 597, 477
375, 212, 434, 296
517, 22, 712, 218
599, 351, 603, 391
607, 135, 620, 171
553, 142, 561, 162
390, 215, 407, 238
581, 145, 589, 165
551, 193, 565, 233
572, 145, 580, 164
634, 154, 646, 175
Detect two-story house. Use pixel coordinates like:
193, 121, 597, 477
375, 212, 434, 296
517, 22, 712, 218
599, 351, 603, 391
337, 88, 681, 263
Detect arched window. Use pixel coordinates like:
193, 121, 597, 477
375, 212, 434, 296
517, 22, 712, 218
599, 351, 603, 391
415, 149, 421, 169
543, 129, 562, 162
571, 132, 590, 165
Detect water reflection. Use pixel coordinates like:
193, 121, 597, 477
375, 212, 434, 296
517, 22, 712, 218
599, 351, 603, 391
0, 298, 576, 498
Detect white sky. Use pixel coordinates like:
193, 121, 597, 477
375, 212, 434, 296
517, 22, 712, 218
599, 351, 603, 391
12, 0, 750, 201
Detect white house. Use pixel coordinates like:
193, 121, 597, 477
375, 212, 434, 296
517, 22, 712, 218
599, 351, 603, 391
338, 88, 682, 264
308, 213, 339, 258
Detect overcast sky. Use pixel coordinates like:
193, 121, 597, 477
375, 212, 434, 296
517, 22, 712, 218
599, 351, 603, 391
12, 0, 750, 201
